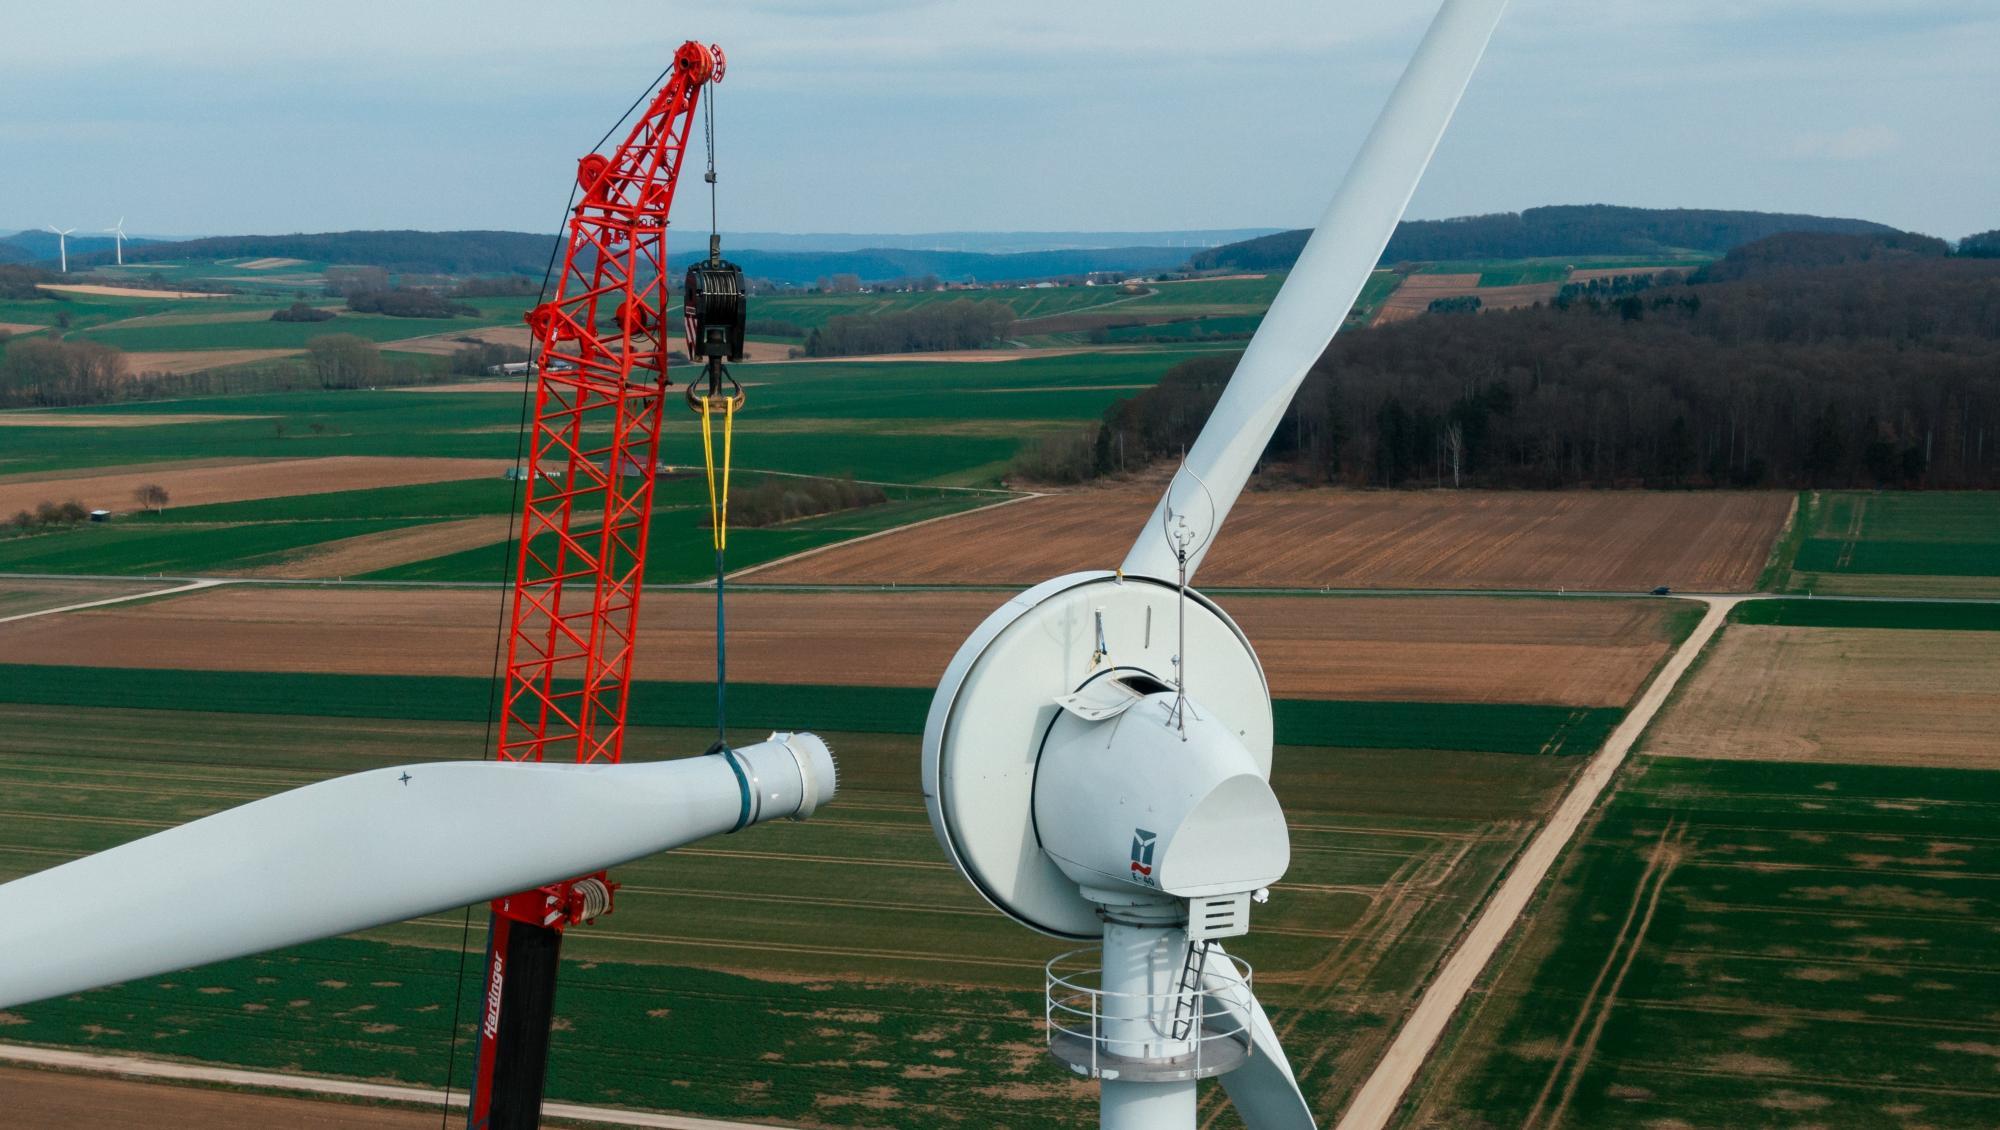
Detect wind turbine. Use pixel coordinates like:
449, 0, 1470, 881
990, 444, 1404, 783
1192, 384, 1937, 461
922, 3, 1509, 1128
103, 217, 127, 265
45, 224, 75, 273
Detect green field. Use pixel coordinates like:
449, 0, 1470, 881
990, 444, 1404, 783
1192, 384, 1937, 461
0, 348, 1199, 481
0, 517, 427, 575
1777, 491, 2000, 597
369, 489, 996, 585
0, 687, 1590, 1128
0, 289, 304, 334
70, 296, 536, 350
0, 344, 1213, 579
1413, 754, 2000, 1129
1404, 253, 1714, 287
751, 285, 1135, 330
0, 664, 1616, 755
0, 472, 999, 583
1733, 596, 2000, 632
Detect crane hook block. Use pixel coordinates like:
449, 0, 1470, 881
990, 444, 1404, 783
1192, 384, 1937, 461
684, 260, 747, 364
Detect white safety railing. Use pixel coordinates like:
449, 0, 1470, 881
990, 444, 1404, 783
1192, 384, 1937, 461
1044, 946, 1255, 1079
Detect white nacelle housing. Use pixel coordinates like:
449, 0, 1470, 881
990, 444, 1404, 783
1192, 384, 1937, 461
1034, 686, 1289, 900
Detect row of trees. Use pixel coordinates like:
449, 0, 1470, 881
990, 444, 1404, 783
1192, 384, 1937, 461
0, 333, 447, 407
270, 301, 337, 322
802, 299, 1016, 357
0, 264, 52, 299
345, 287, 477, 318
8, 499, 91, 530
0, 338, 129, 406
449, 340, 531, 375
1027, 246, 2000, 491
728, 474, 887, 527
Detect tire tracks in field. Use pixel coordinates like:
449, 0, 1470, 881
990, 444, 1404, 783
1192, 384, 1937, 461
1523, 819, 1685, 1130
1334, 595, 1737, 1130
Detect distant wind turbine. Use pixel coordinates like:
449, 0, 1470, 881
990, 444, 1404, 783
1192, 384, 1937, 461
45, 225, 75, 273
102, 217, 127, 266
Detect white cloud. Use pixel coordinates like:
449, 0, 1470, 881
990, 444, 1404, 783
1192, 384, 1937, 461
1786, 124, 1902, 161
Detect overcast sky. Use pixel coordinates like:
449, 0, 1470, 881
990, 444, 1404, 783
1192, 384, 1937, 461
3, 1, 1995, 240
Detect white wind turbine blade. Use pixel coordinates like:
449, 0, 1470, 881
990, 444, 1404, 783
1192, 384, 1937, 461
1201, 942, 1318, 1130
1123, 0, 1509, 583
0, 734, 835, 1010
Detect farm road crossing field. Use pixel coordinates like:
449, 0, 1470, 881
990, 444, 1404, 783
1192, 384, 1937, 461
0, 587, 1682, 708
1409, 755, 2000, 1130
751, 488, 1794, 592
0, 578, 165, 618
0, 456, 503, 517
1644, 623, 2000, 769
0, 699, 1586, 1128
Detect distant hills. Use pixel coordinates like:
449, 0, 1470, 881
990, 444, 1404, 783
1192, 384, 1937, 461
0, 230, 164, 264
39, 228, 1207, 286
698, 229, 1281, 253
5, 206, 1960, 286
1189, 205, 1906, 272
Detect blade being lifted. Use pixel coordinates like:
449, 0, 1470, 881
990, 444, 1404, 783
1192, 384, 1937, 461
0, 735, 835, 1010
1124, 0, 1510, 585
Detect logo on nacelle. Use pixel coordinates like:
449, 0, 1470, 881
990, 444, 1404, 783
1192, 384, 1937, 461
1130, 828, 1158, 886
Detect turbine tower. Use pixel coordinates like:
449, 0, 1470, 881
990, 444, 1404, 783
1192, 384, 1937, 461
44, 224, 75, 273
922, 3, 1510, 1127
102, 217, 127, 265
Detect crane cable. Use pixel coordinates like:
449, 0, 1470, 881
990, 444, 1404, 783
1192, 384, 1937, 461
699, 391, 734, 748
692, 72, 748, 820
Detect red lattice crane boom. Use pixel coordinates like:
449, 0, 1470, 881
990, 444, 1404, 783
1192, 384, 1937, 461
470, 41, 724, 1130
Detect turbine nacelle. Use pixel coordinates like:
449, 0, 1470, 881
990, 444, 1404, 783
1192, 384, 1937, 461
1037, 684, 1288, 904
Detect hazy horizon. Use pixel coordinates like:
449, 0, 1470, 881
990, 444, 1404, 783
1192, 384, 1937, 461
4, 1, 1995, 240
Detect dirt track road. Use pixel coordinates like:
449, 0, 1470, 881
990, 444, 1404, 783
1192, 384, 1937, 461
1332, 595, 1741, 1130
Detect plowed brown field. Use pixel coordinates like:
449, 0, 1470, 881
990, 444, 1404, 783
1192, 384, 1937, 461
123, 348, 302, 375
1644, 625, 2000, 768
0, 1067, 436, 1130
243, 515, 516, 578
750, 489, 1792, 592
0, 456, 504, 516
0, 586, 1678, 706
1371, 274, 1561, 326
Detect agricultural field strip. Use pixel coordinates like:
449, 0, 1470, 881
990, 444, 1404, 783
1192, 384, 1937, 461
390, 916, 1052, 971
726, 490, 1036, 579
0, 1045, 786, 1130
1412, 756, 2000, 1126
1332, 596, 1736, 1130
0, 577, 222, 624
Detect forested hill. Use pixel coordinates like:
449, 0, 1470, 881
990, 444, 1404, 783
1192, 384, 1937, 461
1070, 234, 2000, 492
95, 230, 558, 276
1188, 205, 1903, 272
78, 230, 1196, 284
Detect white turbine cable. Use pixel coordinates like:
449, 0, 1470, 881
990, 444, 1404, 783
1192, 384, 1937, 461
1123, 0, 1510, 584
